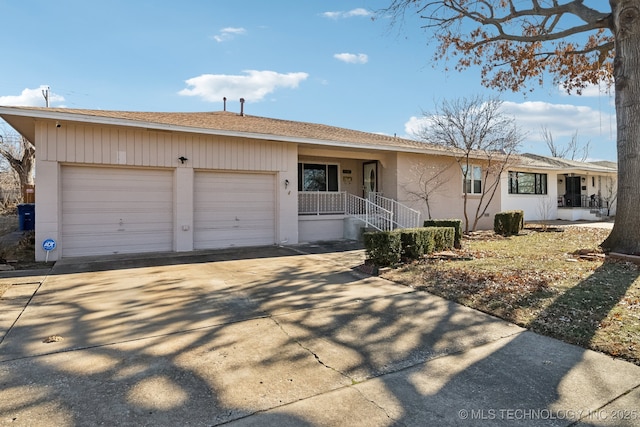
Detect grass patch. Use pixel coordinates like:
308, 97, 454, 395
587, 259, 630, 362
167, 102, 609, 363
380, 227, 640, 365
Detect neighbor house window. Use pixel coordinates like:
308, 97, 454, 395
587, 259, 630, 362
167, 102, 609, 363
298, 163, 339, 191
508, 171, 548, 195
462, 164, 482, 194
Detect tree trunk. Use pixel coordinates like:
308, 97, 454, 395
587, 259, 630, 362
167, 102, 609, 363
602, 0, 640, 254
1, 138, 35, 203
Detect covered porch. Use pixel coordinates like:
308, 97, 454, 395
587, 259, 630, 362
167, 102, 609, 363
296, 149, 420, 242
556, 172, 617, 221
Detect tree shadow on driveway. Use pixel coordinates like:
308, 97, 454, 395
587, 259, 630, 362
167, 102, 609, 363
0, 245, 639, 426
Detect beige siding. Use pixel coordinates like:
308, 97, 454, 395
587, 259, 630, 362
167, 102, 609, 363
396, 153, 501, 230
36, 121, 288, 171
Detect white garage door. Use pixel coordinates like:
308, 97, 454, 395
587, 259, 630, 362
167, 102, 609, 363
61, 166, 174, 257
194, 171, 276, 249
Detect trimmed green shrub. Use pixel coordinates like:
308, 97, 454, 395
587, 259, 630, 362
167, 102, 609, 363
363, 230, 402, 267
430, 227, 455, 251
494, 210, 524, 236
424, 219, 463, 248
364, 227, 455, 266
400, 228, 434, 260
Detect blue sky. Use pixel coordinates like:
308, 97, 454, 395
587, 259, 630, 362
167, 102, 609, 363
0, 0, 617, 161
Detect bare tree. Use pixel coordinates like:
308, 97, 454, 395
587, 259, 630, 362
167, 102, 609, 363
536, 197, 555, 231
401, 160, 455, 220
381, 1, 638, 254
0, 131, 35, 203
414, 96, 522, 232
541, 127, 591, 161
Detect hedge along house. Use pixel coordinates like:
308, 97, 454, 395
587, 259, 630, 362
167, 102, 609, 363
0, 106, 504, 262
500, 153, 618, 222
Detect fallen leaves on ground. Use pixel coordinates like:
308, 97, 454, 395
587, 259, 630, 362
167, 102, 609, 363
380, 226, 640, 365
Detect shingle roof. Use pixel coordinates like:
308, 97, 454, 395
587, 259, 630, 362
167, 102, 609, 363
8, 106, 613, 173
589, 160, 617, 169
0, 106, 456, 155
519, 153, 617, 173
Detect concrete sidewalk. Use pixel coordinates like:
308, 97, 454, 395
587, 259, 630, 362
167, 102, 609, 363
0, 244, 638, 426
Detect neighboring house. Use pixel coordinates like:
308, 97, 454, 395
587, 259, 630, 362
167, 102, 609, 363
0, 106, 616, 261
501, 153, 618, 222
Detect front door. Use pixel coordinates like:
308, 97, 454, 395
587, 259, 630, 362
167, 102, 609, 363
363, 161, 377, 199
565, 176, 582, 207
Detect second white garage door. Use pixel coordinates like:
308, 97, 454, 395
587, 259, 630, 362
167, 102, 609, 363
194, 171, 276, 249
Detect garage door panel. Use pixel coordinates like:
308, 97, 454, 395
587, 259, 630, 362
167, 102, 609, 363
64, 192, 171, 204
62, 166, 173, 257
194, 171, 275, 250
195, 218, 274, 228
62, 211, 172, 224
64, 230, 173, 243
62, 233, 173, 253
63, 221, 173, 235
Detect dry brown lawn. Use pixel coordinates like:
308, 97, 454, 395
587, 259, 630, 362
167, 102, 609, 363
380, 226, 640, 365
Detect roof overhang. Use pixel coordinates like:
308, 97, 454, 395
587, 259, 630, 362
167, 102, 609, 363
0, 106, 454, 157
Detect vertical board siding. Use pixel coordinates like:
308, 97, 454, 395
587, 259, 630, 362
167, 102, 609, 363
39, 122, 289, 171
75, 126, 85, 162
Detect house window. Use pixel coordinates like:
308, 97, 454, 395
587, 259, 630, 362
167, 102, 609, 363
298, 163, 339, 191
508, 171, 548, 195
462, 165, 482, 194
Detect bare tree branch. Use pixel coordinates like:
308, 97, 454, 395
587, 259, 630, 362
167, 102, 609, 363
380, 1, 614, 93
0, 132, 35, 203
414, 95, 522, 232
540, 126, 590, 161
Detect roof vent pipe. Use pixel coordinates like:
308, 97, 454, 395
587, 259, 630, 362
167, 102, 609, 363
240, 98, 245, 116
223, 97, 227, 111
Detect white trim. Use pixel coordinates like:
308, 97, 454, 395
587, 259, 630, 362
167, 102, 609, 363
462, 164, 483, 195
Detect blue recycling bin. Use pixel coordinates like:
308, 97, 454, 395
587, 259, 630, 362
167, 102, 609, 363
17, 203, 35, 231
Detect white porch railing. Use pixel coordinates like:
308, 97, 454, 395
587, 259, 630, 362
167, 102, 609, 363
298, 191, 346, 214
298, 191, 419, 232
345, 193, 393, 231
368, 192, 421, 229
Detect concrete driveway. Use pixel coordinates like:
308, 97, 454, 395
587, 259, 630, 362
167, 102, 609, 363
0, 243, 639, 426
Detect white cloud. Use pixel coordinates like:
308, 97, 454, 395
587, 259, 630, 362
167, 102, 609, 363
178, 70, 309, 103
404, 115, 430, 137
404, 100, 615, 145
501, 101, 614, 141
0, 86, 65, 107
212, 27, 246, 43
322, 8, 372, 19
334, 53, 368, 64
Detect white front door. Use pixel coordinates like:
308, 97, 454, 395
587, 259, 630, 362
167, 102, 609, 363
363, 161, 378, 199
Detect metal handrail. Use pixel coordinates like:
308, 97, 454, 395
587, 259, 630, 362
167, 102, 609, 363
346, 193, 393, 231
297, 191, 418, 231
368, 192, 421, 229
